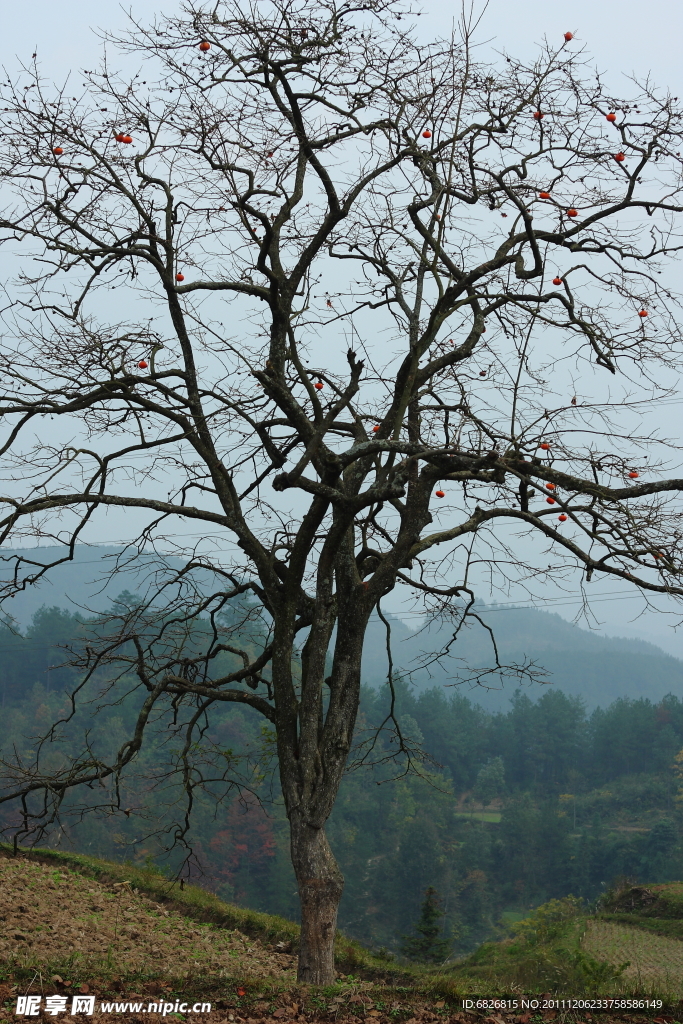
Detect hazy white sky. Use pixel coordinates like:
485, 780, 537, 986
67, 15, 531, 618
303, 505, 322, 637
2, 0, 683, 654
2, 0, 680, 96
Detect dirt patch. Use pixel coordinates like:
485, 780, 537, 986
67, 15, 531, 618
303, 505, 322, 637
0, 856, 297, 981
605, 886, 660, 913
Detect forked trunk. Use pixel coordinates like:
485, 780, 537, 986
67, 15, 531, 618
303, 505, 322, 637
290, 814, 344, 984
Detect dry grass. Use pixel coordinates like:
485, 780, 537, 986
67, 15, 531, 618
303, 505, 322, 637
0, 855, 297, 983
583, 918, 683, 995
0, 845, 302, 949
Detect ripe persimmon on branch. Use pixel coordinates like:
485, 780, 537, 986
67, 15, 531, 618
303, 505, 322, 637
1, 0, 683, 983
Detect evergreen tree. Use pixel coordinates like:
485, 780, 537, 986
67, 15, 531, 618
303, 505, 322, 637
400, 887, 452, 963
474, 757, 506, 805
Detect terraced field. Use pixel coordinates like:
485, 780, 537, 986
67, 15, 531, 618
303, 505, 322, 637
583, 918, 683, 995
0, 855, 297, 981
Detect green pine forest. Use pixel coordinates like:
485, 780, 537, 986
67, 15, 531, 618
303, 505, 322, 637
2, 601, 683, 961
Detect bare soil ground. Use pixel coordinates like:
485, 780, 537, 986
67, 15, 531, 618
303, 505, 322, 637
0, 855, 297, 980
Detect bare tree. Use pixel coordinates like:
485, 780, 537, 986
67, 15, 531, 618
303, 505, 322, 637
2, 0, 683, 983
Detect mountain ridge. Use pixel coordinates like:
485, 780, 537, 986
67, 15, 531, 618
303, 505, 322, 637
1, 545, 680, 711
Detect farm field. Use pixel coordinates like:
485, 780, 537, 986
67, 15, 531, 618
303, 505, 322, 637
583, 919, 683, 995
0, 855, 298, 981
452, 812, 502, 823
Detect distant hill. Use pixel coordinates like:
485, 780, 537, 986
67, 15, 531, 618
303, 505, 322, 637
0, 545, 182, 623
1, 545, 682, 711
360, 606, 683, 710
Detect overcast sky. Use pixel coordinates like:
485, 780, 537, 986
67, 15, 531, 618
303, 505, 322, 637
2, 0, 683, 653
2, 0, 680, 96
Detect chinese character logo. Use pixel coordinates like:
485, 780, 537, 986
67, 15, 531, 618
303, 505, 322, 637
71, 996, 95, 1015
16, 995, 41, 1016
45, 996, 68, 1016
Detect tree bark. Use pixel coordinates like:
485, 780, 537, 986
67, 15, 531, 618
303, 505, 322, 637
290, 814, 344, 984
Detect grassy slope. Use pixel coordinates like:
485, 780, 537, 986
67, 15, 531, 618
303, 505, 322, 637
598, 881, 683, 938
0, 845, 413, 987
620, 882, 683, 918
4, 846, 683, 1004
0, 845, 300, 947
0, 846, 588, 998
0, 853, 299, 998
599, 912, 683, 940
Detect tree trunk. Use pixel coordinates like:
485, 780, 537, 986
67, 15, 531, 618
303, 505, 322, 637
290, 814, 344, 984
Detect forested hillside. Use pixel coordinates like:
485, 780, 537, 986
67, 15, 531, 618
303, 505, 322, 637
360, 607, 683, 711
2, 600, 683, 959
3, 546, 683, 710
